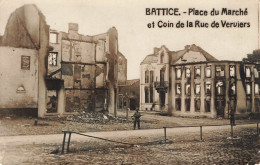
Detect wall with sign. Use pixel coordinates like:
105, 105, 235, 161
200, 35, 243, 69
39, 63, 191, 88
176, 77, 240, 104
0, 47, 38, 108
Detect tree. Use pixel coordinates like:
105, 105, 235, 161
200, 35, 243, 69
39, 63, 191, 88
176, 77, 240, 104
242, 49, 260, 63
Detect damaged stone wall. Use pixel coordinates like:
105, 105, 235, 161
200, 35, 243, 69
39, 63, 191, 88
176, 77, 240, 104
1, 4, 41, 49
0, 4, 49, 117
37, 5, 50, 117
170, 61, 258, 119
65, 90, 94, 112
96, 64, 105, 88
1, 4, 121, 117
141, 45, 260, 118
45, 23, 120, 116
54, 23, 115, 113
0, 47, 38, 108
61, 38, 97, 112
47, 30, 62, 79
118, 52, 127, 85
104, 27, 119, 115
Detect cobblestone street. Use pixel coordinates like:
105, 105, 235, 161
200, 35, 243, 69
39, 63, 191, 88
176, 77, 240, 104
0, 124, 259, 164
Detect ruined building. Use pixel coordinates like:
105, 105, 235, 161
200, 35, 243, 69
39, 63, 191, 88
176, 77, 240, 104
140, 44, 260, 118
0, 4, 125, 117
118, 79, 140, 110
117, 51, 127, 85
117, 52, 140, 110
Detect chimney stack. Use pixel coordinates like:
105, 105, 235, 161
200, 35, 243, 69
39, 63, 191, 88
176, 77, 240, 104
154, 47, 159, 55
68, 23, 78, 33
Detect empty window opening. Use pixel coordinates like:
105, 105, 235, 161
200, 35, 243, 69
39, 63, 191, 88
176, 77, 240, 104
205, 99, 211, 112
185, 98, 190, 111
194, 66, 201, 78
150, 71, 154, 83
186, 68, 191, 78
50, 33, 58, 43
216, 66, 225, 77
205, 82, 211, 95
150, 87, 154, 103
246, 83, 251, 95
46, 90, 58, 113
229, 65, 235, 77
145, 70, 149, 83
254, 68, 259, 78
48, 52, 58, 66
246, 99, 252, 112
216, 81, 225, 95
145, 87, 149, 103
245, 67, 251, 78
176, 83, 181, 95
185, 84, 191, 96
176, 68, 182, 79
195, 84, 201, 95
230, 83, 236, 95
195, 98, 201, 112
160, 69, 165, 83
176, 98, 181, 111
205, 66, 211, 78
255, 84, 259, 95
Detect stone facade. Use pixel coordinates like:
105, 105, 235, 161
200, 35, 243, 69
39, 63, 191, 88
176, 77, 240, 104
0, 4, 49, 117
140, 46, 170, 111
46, 24, 120, 117
140, 44, 260, 118
0, 4, 124, 117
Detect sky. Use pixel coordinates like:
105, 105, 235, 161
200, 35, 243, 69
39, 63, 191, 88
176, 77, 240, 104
0, 0, 259, 79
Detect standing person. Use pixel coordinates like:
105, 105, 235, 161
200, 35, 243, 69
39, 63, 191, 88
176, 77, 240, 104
132, 108, 141, 130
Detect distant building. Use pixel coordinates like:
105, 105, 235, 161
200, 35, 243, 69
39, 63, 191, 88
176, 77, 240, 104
117, 51, 140, 110
140, 45, 171, 112
140, 44, 260, 118
118, 79, 140, 110
0, 4, 125, 117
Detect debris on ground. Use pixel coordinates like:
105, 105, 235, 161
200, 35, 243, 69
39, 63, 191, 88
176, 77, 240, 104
68, 111, 131, 124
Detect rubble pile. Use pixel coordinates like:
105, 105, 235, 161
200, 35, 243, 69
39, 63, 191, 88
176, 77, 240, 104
66, 111, 130, 124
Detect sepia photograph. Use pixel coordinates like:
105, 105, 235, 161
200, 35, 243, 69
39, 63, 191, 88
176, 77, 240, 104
0, 0, 259, 164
